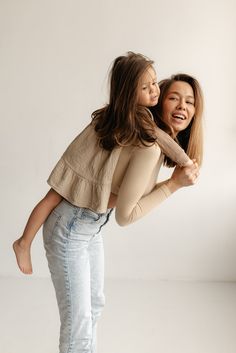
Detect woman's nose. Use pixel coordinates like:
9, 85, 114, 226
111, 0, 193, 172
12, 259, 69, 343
177, 99, 186, 110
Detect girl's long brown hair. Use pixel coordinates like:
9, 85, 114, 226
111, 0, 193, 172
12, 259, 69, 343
150, 73, 204, 166
92, 52, 159, 150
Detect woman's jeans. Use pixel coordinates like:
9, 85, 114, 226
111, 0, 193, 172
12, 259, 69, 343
43, 199, 112, 353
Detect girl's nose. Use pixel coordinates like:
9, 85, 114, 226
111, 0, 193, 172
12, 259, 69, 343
150, 84, 159, 95
150, 86, 155, 93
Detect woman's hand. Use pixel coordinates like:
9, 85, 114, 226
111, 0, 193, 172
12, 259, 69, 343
166, 161, 200, 193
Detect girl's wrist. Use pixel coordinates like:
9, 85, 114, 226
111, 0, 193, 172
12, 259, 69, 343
184, 158, 193, 167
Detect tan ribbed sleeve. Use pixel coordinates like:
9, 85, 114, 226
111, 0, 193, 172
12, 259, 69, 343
115, 144, 171, 226
154, 126, 191, 167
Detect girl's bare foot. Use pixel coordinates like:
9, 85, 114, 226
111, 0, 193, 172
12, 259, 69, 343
13, 238, 33, 274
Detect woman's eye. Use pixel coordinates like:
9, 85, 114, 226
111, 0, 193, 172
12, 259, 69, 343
142, 87, 147, 90
187, 101, 194, 105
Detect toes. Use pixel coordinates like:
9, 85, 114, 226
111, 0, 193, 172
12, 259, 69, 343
21, 266, 33, 275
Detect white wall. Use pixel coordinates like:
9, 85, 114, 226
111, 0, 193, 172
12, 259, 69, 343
1, 0, 236, 280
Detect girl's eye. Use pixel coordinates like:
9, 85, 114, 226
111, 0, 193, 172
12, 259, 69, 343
169, 96, 178, 101
142, 87, 147, 90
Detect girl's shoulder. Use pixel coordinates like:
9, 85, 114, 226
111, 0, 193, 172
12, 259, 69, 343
133, 140, 161, 151
129, 142, 162, 160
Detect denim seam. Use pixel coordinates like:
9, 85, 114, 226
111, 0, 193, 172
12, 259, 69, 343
64, 232, 74, 353
67, 216, 77, 234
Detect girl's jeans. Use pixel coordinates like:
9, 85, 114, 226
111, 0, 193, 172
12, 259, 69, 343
43, 199, 112, 353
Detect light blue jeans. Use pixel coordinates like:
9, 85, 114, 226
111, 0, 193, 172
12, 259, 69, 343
43, 199, 112, 353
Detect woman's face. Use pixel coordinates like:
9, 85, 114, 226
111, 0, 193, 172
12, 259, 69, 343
162, 81, 195, 135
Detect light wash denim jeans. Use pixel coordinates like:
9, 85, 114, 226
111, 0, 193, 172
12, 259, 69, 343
43, 199, 112, 353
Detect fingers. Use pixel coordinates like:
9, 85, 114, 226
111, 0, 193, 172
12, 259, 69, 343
171, 161, 200, 188
189, 168, 200, 184
183, 162, 200, 185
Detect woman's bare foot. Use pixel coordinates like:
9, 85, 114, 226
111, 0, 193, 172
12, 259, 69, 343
13, 238, 33, 274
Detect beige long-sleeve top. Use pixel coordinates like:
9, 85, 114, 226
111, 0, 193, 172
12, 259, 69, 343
47, 123, 190, 226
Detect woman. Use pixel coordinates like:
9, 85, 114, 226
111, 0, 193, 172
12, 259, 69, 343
151, 73, 203, 167
13, 53, 202, 353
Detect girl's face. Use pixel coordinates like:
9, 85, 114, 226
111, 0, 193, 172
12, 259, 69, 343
137, 66, 160, 107
162, 81, 195, 135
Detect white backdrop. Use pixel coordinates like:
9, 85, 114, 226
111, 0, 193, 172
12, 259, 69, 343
1, 0, 236, 280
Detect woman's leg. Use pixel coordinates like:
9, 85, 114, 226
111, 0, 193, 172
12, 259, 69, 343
89, 209, 112, 353
43, 202, 111, 353
89, 233, 105, 353
43, 205, 94, 353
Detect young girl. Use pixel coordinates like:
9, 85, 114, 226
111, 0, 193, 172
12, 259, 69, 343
13, 52, 202, 353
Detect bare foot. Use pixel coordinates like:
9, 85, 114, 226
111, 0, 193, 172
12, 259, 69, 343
13, 238, 33, 274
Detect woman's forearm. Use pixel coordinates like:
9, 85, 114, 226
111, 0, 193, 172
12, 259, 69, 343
165, 178, 181, 194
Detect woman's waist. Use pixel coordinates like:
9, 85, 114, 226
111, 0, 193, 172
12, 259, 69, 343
54, 198, 113, 218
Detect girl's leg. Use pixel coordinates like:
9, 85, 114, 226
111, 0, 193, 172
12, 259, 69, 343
13, 189, 62, 274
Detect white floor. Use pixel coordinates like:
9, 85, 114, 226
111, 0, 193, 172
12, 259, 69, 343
1, 277, 236, 353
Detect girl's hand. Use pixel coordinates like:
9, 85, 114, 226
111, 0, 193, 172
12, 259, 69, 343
166, 162, 200, 193
184, 158, 194, 167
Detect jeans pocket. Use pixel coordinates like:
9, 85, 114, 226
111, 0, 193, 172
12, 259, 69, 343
43, 211, 62, 245
79, 208, 103, 223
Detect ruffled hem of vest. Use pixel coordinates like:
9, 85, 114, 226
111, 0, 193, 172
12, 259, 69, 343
47, 158, 111, 213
